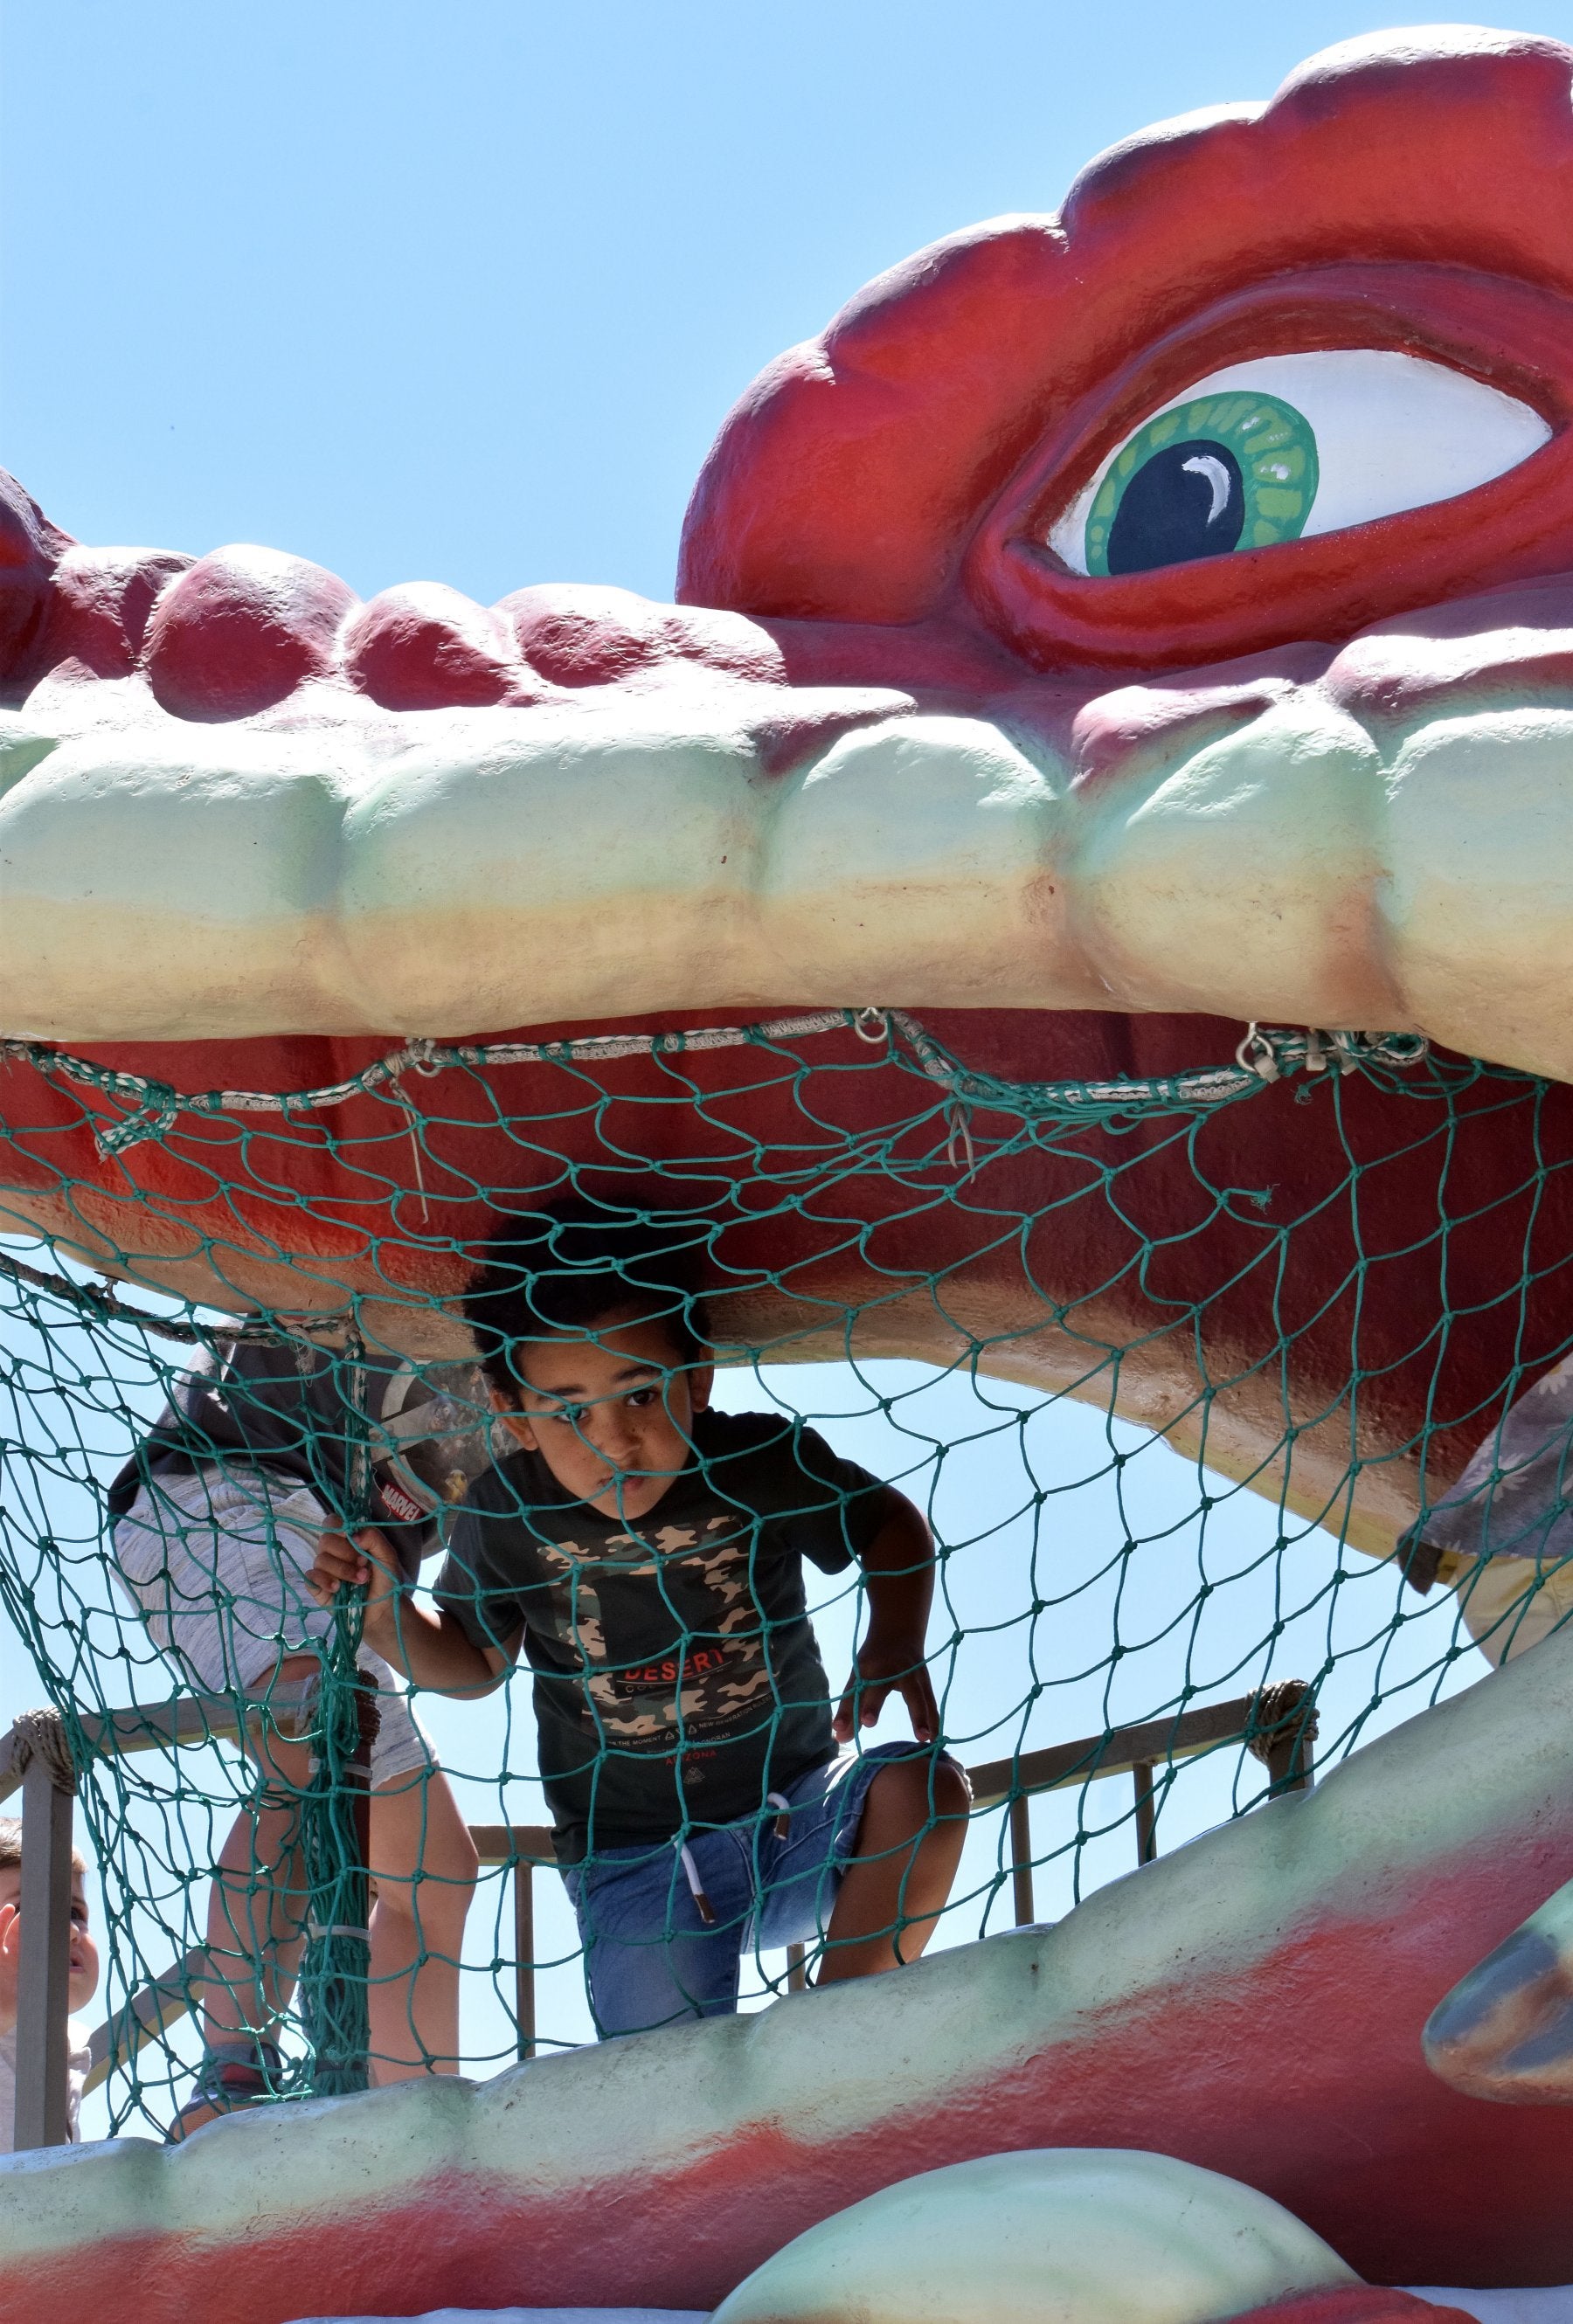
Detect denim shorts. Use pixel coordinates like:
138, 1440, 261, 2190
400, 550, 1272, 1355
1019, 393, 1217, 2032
563, 1740, 959, 2039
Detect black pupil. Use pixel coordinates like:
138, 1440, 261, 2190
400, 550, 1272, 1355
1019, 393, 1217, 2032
1106, 437, 1244, 576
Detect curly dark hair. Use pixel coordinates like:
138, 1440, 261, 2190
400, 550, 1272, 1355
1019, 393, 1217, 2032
462, 1201, 711, 1402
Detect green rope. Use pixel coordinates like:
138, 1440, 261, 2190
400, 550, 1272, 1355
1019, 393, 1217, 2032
0, 1006, 1559, 2133
295, 1331, 374, 2098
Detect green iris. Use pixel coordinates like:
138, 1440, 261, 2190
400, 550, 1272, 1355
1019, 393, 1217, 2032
1084, 391, 1320, 578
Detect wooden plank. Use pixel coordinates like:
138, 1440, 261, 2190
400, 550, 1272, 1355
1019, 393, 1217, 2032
83, 1947, 206, 2096
14, 1760, 73, 2149
967, 1692, 1271, 1811
69, 1687, 1312, 2094
468, 1824, 558, 1866
0, 1684, 320, 1807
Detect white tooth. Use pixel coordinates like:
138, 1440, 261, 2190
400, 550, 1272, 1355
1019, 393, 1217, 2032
340, 702, 767, 1032
1073, 696, 1405, 1027
0, 723, 356, 1038
1383, 709, 1573, 1083
0, 696, 1100, 1041
4, 680, 1573, 1085
760, 715, 1101, 1009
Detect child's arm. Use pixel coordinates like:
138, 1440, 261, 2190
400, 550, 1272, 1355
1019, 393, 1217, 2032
310, 1527, 516, 1698
833, 1488, 941, 1745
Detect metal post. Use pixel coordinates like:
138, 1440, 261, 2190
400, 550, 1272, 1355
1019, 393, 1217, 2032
1265, 1726, 1316, 1794
514, 1860, 535, 2061
1008, 1792, 1035, 1927
15, 1753, 74, 2149
785, 1942, 807, 1993
1132, 1762, 1158, 1865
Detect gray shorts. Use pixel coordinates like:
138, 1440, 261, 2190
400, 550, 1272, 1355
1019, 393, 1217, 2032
110, 1465, 431, 1790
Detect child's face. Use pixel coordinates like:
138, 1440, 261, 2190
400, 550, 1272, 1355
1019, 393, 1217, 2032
0, 1864, 100, 2019
495, 1307, 713, 1522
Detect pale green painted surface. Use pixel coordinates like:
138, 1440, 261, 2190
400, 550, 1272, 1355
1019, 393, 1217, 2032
710, 2150, 1355, 2324
1, 1625, 1566, 2265
5, 650, 1573, 1079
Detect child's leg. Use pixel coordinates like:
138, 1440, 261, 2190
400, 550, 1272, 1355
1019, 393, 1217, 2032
818, 1754, 970, 1982
569, 1834, 751, 2038
113, 1470, 474, 2108
363, 1760, 478, 2079
188, 1669, 477, 2114
199, 1651, 316, 2050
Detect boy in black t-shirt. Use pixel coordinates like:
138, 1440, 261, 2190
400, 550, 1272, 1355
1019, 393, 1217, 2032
312, 1210, 969, 2038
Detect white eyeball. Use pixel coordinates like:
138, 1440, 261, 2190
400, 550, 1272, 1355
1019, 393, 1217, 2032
1049, 349, 1552, 578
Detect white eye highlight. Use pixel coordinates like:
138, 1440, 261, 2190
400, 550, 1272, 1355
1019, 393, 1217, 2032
1050, 349, 1552, 578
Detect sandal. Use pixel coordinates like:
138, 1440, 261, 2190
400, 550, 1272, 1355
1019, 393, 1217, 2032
168, 2037, 285, 2141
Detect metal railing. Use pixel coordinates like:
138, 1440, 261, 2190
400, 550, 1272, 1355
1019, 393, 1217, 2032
2, 1680, 1315, 2146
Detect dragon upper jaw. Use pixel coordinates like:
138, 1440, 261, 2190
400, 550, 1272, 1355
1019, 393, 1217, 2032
0, 24, 1570, 1555
4, 572, 1573, 1083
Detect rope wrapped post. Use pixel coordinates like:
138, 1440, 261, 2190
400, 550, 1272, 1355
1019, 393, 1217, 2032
1247, 1682, 1320, 1797
298, 1327, 378, 2099
11, 1708, 77, 2149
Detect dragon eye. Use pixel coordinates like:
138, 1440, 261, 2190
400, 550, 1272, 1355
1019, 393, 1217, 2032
1050, 351, 1552, 579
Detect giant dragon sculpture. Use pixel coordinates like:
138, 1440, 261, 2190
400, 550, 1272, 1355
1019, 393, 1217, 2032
3, 24, 1573, 2324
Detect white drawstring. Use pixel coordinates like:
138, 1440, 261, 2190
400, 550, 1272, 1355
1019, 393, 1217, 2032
678, 1795, 793, 1926
678, 1841, 717, 1926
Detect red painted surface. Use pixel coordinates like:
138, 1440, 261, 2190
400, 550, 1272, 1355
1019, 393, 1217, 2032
340, 583, 536, 710
1236, 2297, 1475, 2324
1, 1009, 1570, 1501
6, 1802, 1571, 2323
4, 28, 1573, 2316
141, 547, 356, 722
678, 33, 1573, 662
0, 40, 1569, 1478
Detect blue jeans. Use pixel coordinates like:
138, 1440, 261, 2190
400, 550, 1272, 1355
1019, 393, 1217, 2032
563, 1741, 955, 2038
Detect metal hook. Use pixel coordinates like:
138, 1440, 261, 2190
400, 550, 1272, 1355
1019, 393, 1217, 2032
1235, 1024, 1279, 1082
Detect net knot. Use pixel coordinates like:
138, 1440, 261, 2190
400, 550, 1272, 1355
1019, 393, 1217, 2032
10, 1706, 78, 1792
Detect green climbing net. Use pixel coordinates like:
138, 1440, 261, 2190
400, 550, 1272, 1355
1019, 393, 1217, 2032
0, 1007, 1567, 2138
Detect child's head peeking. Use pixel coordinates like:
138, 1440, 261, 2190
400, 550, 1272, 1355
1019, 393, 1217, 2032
464, 1207, 713, 1522
0, 1816, 99, 2032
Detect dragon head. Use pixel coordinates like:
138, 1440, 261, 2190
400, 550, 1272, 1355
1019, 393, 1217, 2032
3, 26, 1573, 1555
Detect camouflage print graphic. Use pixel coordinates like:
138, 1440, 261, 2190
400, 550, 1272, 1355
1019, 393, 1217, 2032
536, 1515, 774, 1752
435, 1408, 890, 1854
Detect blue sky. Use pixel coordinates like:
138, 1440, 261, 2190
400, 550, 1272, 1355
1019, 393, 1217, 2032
9, 2, 1573, 605
0, 3, 1535, 2115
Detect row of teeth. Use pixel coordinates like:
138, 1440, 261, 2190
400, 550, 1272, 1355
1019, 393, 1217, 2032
1, 675, 1567, 1081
